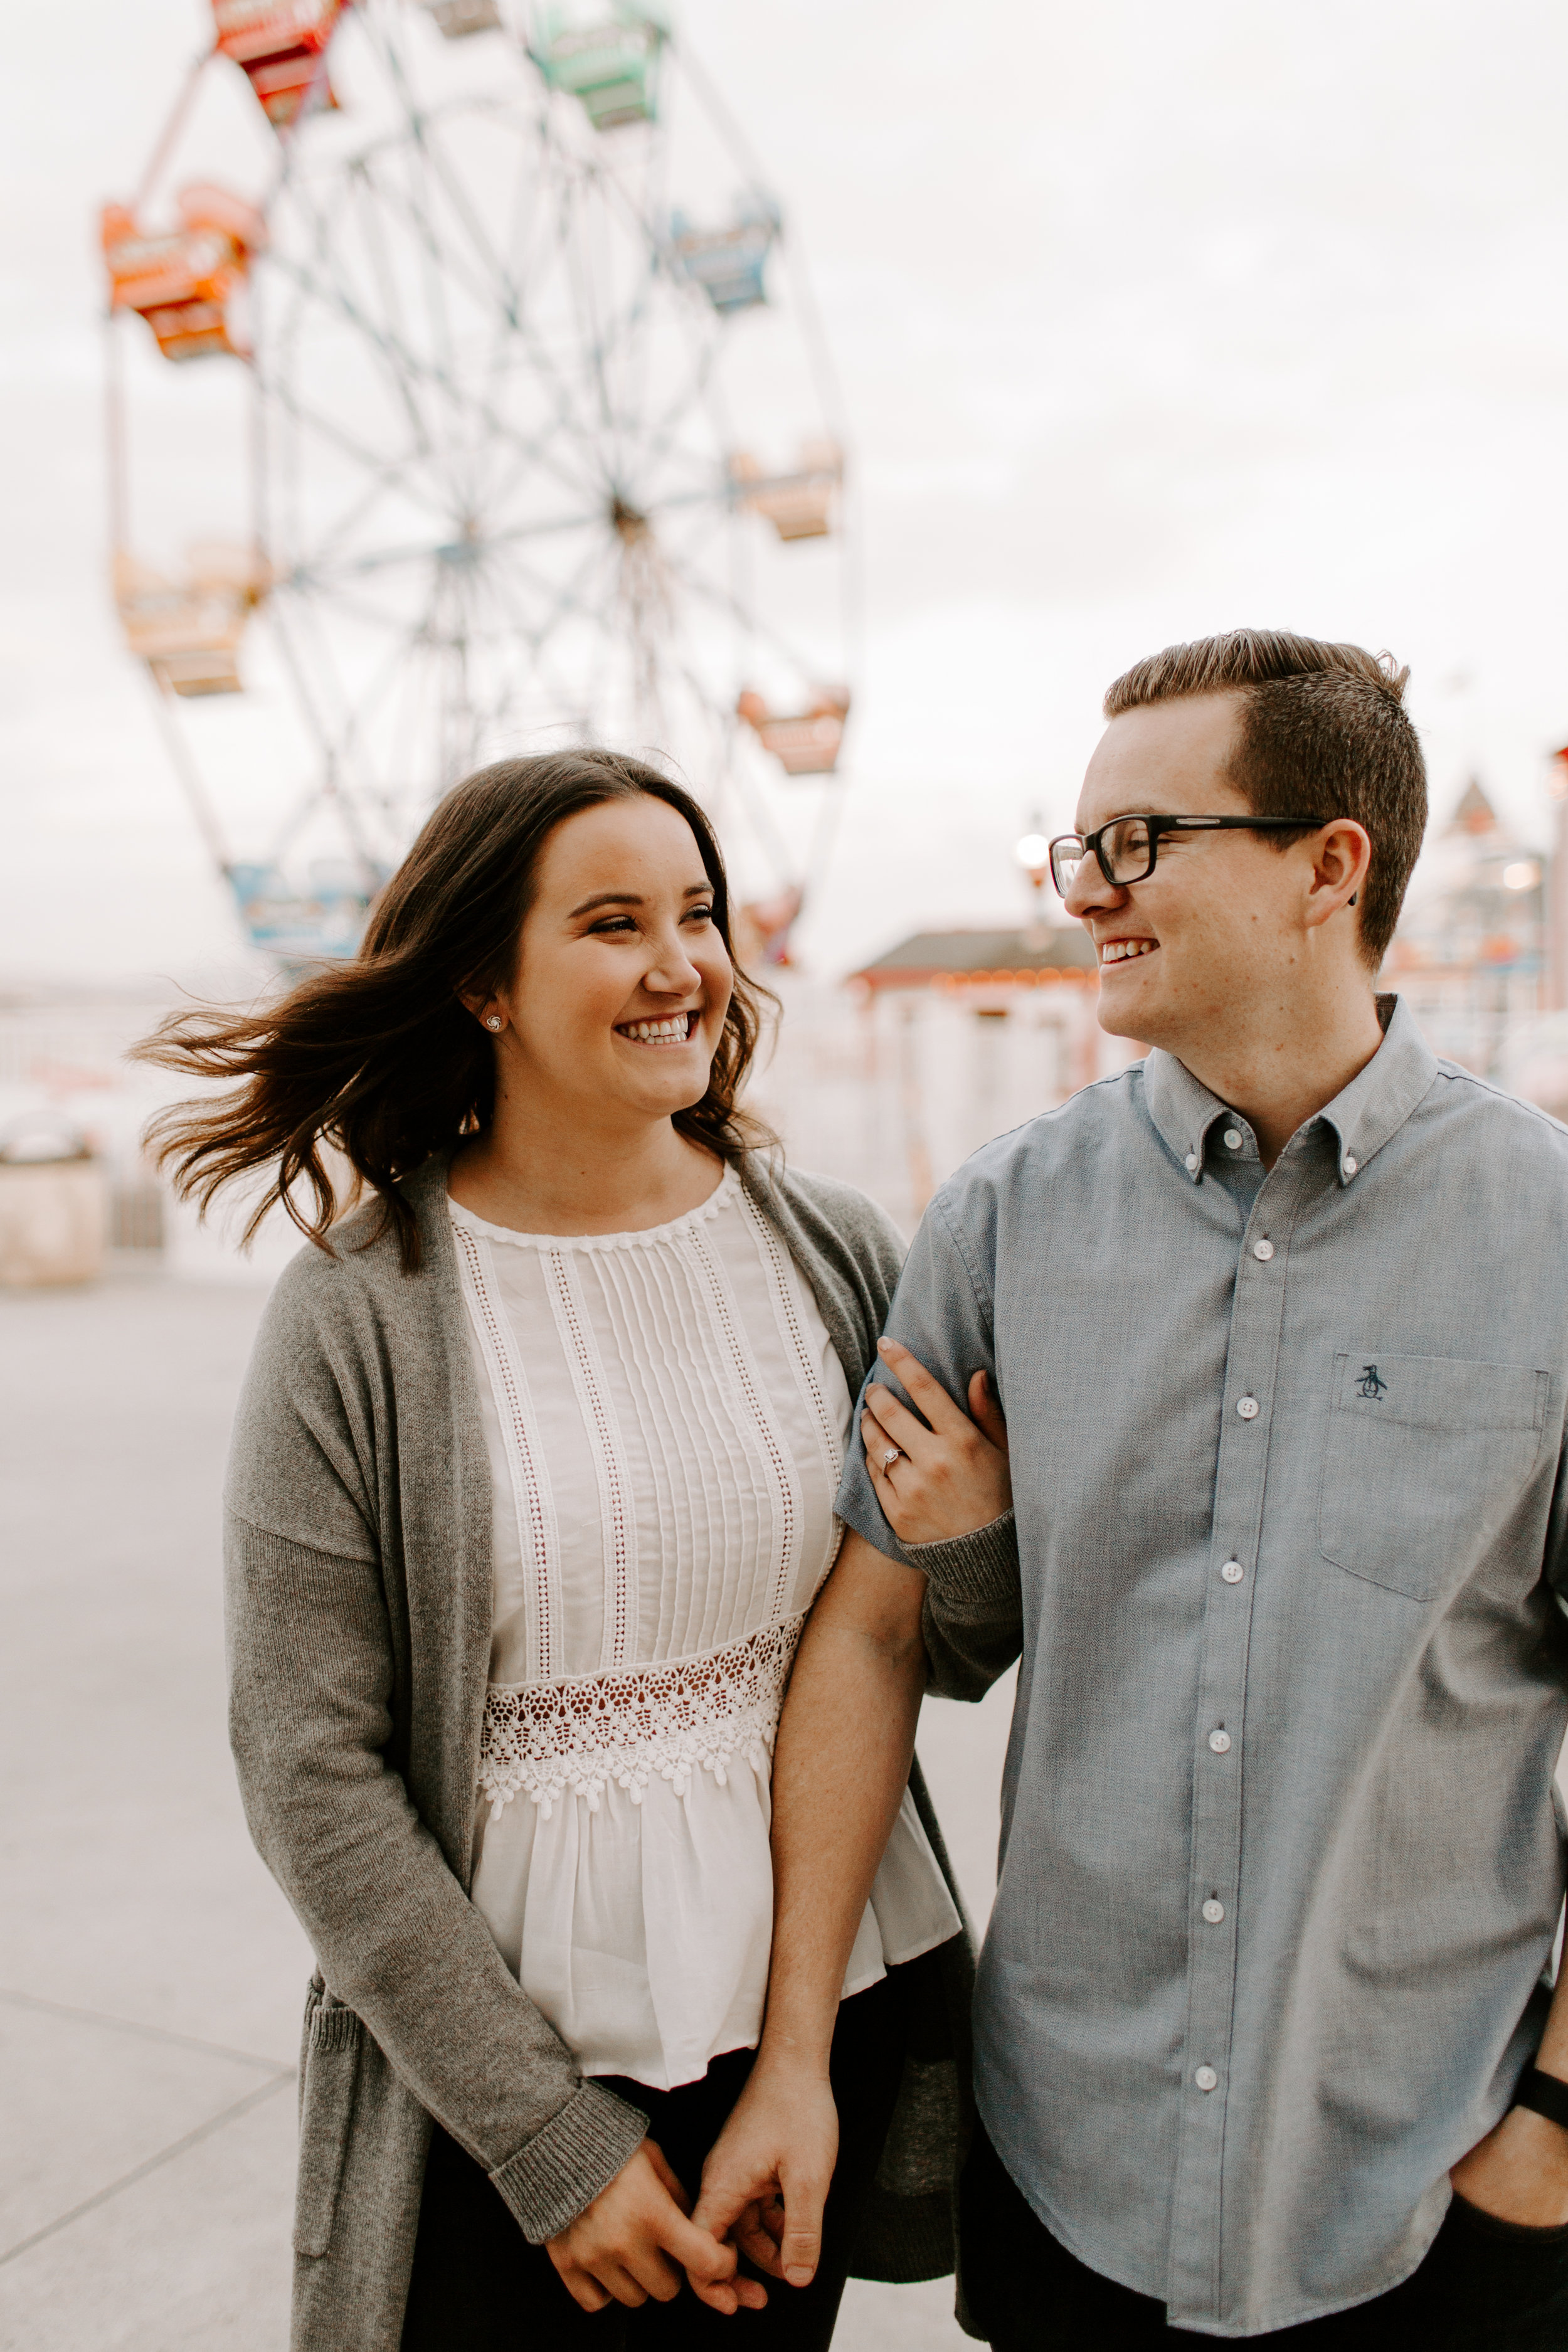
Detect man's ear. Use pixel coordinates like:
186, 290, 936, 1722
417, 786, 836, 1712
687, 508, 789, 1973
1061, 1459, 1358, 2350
1305, 820, 1370, 930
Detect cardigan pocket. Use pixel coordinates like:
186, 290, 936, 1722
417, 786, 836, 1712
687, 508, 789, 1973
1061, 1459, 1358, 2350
294, 1976, 363, 2259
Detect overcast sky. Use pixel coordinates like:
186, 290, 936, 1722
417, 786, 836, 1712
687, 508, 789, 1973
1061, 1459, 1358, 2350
4, 0, 1568, 985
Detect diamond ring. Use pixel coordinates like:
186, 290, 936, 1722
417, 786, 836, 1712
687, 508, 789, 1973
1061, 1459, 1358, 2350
881, 1446, 902, 1472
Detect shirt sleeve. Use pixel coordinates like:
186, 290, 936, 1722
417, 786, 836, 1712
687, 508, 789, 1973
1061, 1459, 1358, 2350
834, 1184, 999, 1577
1545, 1439, 1568, 1624
834, 1185, 1024, 1699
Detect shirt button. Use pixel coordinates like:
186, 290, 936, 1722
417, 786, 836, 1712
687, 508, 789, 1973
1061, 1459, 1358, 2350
1195, 2065, 1219, 2092
1185, 1152, 1200, 1172
1223, 1128, 1242, 1150
1236, 1396, 1259, 1419
1202, 1899, 1226, 1924
1253, 1239, 1274, 1261
1221, 1559, 1244, 1583
1209, 1729, 1232, 1754
1343, 1156, 1358, 1176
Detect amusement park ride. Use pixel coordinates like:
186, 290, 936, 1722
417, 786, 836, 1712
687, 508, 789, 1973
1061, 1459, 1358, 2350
104, 0, 853, 968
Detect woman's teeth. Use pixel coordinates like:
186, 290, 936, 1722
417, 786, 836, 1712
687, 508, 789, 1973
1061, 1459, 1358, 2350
1100, 938, 1157, 965
617, 1014, 694, 1044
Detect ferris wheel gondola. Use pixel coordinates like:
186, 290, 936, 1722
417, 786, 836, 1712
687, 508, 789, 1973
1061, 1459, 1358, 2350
104, 0, 856, 972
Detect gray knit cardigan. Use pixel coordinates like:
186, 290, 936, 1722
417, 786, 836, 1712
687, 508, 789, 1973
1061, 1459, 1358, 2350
223, 1152, 986, 2352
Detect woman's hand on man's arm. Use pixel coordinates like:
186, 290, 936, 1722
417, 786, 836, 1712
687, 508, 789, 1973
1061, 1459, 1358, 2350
861, 1337, 1010, 1546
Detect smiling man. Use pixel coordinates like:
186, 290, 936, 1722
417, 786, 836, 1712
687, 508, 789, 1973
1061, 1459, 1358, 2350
697, 632, 1568, 2346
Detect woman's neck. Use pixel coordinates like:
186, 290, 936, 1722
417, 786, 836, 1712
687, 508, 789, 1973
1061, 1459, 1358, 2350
447, 1106, 724, 1237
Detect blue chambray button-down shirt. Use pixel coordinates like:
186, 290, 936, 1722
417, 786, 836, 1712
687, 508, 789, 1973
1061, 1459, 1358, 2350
836, 997, 1568, 2337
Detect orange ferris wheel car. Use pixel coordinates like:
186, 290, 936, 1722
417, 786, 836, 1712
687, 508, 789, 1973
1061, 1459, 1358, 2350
210, 0, 348, 127
100, 184, 267, 363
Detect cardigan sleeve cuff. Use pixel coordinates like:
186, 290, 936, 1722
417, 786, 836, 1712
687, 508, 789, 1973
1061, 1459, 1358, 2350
489, 2081, 651, 2243
905, 1509, 1017, 1603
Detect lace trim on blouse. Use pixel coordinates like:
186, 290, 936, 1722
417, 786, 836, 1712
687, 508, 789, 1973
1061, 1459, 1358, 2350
479, 1614, 806, 1821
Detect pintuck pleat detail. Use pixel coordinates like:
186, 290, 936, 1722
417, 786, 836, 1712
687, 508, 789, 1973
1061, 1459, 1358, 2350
450, 1167, 835, 1685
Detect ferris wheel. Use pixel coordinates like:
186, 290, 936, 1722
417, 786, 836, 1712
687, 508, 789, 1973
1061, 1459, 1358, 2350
103, 0, 855, 968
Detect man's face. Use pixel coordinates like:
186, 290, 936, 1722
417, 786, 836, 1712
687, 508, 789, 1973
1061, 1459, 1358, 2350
1065, 693, 1322, 1057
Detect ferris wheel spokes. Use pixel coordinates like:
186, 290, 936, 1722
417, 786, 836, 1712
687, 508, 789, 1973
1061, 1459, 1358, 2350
263, 183, 609, 521
107, 0, 857, 967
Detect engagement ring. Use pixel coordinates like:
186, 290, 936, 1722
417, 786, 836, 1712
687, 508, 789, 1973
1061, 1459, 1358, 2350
881, 1446, 902, 1471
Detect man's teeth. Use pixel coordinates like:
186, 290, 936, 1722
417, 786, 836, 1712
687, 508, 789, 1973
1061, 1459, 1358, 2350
619, 1015, 692, 1042
1100, 939, 1157, 965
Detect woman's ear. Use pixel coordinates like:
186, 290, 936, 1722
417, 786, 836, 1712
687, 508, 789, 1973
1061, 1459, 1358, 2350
459, 988, 506, 1029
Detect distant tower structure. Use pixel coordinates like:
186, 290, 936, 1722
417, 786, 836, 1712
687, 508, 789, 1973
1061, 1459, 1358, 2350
1546, 748, 1568, 1013
1385, 777, 1545, 1076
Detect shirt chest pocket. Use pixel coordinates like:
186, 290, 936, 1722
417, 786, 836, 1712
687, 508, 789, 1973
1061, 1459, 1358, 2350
1318, 1348, 1550, 1602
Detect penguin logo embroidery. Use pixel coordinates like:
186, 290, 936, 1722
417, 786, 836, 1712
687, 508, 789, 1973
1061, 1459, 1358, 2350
1356, 1364, 1388, 1401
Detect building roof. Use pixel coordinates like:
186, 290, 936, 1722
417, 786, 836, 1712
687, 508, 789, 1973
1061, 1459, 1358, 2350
851, 924, 1097, 987
1451, 778, 1499, 835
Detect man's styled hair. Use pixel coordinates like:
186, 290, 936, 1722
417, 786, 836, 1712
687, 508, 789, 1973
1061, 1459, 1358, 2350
1103, 630, 1427, 967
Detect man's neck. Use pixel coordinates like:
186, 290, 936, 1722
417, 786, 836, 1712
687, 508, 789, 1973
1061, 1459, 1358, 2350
1170, 987, 1387, 1168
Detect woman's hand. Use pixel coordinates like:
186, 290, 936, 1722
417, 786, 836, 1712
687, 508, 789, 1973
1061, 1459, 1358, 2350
861, 1338, 1010, 1547
546, 2137, 768, 2314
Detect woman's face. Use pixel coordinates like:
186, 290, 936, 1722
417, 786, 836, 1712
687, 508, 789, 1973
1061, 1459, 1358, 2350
493, 794, 735, 1131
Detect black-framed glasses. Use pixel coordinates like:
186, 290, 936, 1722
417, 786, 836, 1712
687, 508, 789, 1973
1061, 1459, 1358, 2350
1048, 813, 1331, 898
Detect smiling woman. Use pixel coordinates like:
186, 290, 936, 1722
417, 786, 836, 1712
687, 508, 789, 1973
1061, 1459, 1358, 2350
132, 751, 773, 1268
128, 748, 983, 2352
443, 787, 753, 1242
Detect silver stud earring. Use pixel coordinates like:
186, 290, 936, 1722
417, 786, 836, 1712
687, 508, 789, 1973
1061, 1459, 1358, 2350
485, 1015, 502, 1030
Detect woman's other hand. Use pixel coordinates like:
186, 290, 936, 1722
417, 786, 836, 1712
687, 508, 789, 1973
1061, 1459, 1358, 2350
861, 1338, 1010, 1546
546, 2136, 768, 2314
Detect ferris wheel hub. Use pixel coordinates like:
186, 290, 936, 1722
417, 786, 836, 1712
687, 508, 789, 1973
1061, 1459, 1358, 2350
610, 496, 650, 544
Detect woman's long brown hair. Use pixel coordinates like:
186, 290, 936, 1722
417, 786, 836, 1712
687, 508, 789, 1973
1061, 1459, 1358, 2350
132, 750, 777, 1272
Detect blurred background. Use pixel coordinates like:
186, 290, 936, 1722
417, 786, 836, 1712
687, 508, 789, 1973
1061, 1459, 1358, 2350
4, 3, 1568, 2345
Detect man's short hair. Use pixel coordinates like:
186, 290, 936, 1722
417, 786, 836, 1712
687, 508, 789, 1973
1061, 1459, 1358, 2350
1103, 630, 1427, 967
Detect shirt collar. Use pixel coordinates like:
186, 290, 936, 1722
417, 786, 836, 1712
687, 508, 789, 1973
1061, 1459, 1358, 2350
1141, 993, 1439, 1188
1142, 1049, 1245, 1180
1313, 994, 1438, 1184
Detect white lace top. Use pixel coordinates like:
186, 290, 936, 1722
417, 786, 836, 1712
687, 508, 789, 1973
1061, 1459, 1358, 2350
450, 1167, 958, 2092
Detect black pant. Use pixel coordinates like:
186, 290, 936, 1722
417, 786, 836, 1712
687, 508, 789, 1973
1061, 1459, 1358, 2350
400, 1973, 907, 2351
960, 2119, 1568, 2349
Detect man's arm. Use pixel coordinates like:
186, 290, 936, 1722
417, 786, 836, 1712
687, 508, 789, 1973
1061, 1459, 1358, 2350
1450, 1967, 1568, 2224
691, 1180, 1014, 2286
1463, 1466, 1568, 2223
692, 1531, 929, 2286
